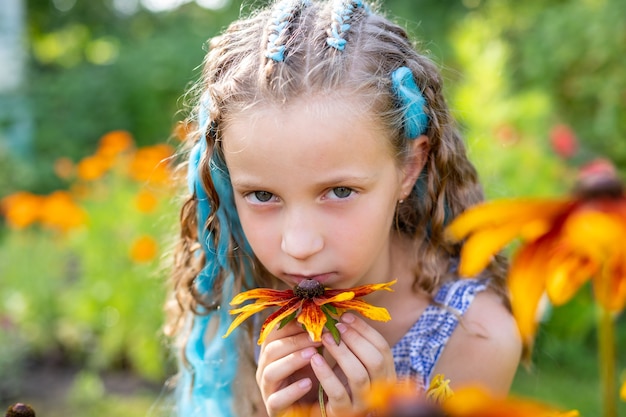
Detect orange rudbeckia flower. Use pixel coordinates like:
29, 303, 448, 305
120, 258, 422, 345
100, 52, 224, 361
224, 279, 396, 345
444, 386, 579, 417
446, 160, 626, 348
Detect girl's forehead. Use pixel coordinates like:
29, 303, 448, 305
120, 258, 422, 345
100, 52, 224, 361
221, 94, 397, 161
226, 93, 379, 132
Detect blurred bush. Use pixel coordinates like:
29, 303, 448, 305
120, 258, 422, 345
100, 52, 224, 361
0, 130, 179, 383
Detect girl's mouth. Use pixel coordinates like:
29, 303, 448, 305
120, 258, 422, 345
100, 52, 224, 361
286, 273, 334, 286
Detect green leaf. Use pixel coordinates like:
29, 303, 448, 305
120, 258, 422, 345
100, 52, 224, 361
323, 311, 341, 345
278, 310, 297, 329
323, 304, 338, 315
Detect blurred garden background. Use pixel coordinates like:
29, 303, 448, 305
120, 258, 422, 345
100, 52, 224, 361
0, 0, 625, 416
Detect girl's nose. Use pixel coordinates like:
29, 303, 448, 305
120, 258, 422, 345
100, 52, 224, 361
280, 211, 324, 260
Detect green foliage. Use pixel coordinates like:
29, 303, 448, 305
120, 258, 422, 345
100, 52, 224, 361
0, 159, 178, 382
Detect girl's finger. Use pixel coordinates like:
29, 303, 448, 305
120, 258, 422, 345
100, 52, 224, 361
258, 322, 322, 371
320, 332, 371, 410
259, 346, 318, 395
337, 313, 396, 378
309, 353, 355, 416
264, 378, 313, 417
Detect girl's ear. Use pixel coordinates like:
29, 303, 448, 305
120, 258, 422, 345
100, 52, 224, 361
399, 134, 429, 199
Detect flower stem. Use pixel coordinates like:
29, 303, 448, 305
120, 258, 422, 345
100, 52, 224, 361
317, 345, 327, 417
598, 305, 617, 417
319, 383, 327, 417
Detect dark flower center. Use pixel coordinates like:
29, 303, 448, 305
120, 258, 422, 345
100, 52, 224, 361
293, 279, 325, 299
6, 403, 36, 417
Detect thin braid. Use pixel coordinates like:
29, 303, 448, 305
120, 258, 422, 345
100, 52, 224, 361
265, 0, 310, 62
326, 0, 368, 50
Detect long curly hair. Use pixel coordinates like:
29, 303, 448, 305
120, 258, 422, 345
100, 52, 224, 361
165, 1, 507, 415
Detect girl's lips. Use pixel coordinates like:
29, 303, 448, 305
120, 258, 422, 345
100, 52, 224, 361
286, 273, 334, 286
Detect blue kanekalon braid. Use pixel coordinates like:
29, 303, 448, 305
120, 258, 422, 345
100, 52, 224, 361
178, 92, 253, 417
265, 0, 310, 62
391, 66, 429, 139
326, 0, 368, 50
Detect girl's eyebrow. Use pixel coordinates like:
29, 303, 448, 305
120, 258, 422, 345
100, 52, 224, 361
230, 174, 375, 189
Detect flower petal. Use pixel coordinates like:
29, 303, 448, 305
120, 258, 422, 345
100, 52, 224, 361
229, 288, 294, 305
332, 299, 391, 322
458, 221, 531, 277
593, 248, 626, 312
297, 300, 327, 342
257, 298, 302, 345
314, 291, 354, 306
563, 210, 626, 259
223, 302, 274, 340
446, 199, 570, 242
508, 239, 553, 349
545, 250, 596, 306
326, 279, 396, 299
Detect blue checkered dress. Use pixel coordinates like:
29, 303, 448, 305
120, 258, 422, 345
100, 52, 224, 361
391, 278, 489, 389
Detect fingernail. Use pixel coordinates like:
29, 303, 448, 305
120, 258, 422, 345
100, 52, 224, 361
298, 378, 312, 389
323, 332, 335, 344
312, 354, 324, 366
341, 313, 355, 323
335, 323, 347, 334
301, 347, 316, 359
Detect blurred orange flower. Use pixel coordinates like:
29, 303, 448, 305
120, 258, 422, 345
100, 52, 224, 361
225, 279, 395, 345
621, 378, 626, 401
364, 375, 452, 415
444, 386, 578, 417
76, 154, 111, 181
96, 130, 134, 158
446, 161, 626, 349
39, 191, 87, 232
130, 235, 159, 262
0, 192, 44, 229
135, 189, 159, 213
129, 144, 174, 185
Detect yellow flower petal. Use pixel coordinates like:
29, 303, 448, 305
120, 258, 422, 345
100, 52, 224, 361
446, 199, 569, 242
563, 210, 626, 259
314, 291, 354, 305
223, 302, 272, 339
297, 301, 327, 342
545, 251, 596, 306
346, 279, 397, 297
257, 299, 302, 345
620, 378, 626, 401
593, 248, 626, 312
458, 221, 528, 277
332, 299, 391, 322
229, 288, 292, 305
508, 240, 552, 349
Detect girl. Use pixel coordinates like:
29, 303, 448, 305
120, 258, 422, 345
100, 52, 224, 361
165, 0, 522, 416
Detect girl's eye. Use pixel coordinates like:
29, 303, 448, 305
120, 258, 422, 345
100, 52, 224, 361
249, 191, 275, 203
331, 187, 353, 199
253, 191, 274, 202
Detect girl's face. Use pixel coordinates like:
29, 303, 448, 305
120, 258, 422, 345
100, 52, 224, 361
222, 95, 426, 290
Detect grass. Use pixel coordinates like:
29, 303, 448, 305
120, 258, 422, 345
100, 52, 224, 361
511, 339, 626, 416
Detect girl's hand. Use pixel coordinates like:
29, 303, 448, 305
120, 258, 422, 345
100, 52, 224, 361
310, 312, 396, 417
256, 321, 322, 417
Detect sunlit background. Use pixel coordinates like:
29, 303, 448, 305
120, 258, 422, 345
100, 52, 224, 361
1, 0, 625, 416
